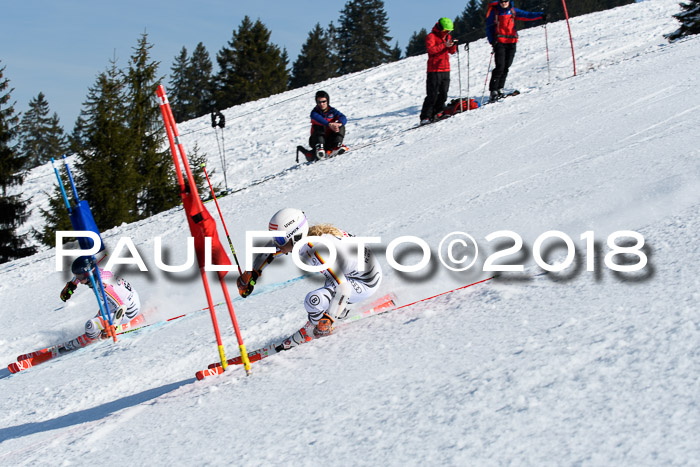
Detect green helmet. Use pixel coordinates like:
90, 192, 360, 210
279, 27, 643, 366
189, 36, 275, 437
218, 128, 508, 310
438, 17, 454, 31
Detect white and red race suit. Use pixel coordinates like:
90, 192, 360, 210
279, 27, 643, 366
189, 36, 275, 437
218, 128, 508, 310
82, 268, 141, 338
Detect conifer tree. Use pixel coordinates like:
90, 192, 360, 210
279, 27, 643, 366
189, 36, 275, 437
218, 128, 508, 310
73, 59, 137, 229
0, 62, 36, 262
405, 28, 428, 57
453, 0, 486, 44
290, 23, 337, 89
36, 178, 74, 248
666, 0, 700, 41
124, 32, 179, 219
326, 21, 343, 76
390, 41, 402, 61
68, 114, 88, 155
536, 0, 633, 22
18, 92, 67, 169
168, 47, 190, 122
168, 43, 214, 121
215, 16, 289, 109
336, 0, 393, 74
187, 42, 214, 118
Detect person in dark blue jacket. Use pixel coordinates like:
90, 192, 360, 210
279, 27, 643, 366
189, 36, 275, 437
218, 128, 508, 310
486, 0, 544, 102
309, 90, 348, 160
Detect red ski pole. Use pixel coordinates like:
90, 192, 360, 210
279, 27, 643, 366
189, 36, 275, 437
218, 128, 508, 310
201, 164, 243, 276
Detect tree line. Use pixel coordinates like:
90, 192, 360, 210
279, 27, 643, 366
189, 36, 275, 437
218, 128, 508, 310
1, 0, 694, 263
168, 0, 399, 122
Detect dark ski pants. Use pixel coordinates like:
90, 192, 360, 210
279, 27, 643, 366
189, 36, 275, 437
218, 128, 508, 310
490, 42, 517, 91
310, 124, 345, 150
420, 71, 450, 121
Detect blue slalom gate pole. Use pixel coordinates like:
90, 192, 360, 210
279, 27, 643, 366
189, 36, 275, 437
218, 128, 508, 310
62, 155, 80, 203
54, 156, 114, 339
87, 268, 116, 341
51, 158, 72, 213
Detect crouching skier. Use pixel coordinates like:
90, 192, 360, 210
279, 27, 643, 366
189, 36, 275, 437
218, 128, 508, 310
60, 256, 143, 346
237, 208, 382, 350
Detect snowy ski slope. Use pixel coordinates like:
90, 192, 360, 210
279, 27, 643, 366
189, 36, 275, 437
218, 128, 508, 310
1, 1, 699, 464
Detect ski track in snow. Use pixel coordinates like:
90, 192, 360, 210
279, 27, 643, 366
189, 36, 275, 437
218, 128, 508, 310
2, 1, 699, 464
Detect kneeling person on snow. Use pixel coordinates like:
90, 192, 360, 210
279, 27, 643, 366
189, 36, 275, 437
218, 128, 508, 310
60, 256, 142, 340
309, 91, 348, 161
237, 208, 382, 349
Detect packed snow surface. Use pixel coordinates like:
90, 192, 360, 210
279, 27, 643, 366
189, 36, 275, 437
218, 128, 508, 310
2, 1, 699, 464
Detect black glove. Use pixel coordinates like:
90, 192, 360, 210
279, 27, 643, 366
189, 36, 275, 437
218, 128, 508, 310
542, 13, 548, 22
237, 270, 259, 298
60, 281, 78, 302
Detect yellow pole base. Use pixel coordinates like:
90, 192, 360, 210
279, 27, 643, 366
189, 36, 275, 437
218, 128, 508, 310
239, 344, 252, 376
218, 345, 228, 371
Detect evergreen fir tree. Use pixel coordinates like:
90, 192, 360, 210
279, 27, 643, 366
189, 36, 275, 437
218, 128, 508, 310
186, 42, 214, 118
19, 92, 67, 169
405, 28, 428, 57
168, 43, 214, 121
168, 47, 190, 122
535, 0, 633, 23
666, 0, 700, 41
36, 177, 74, 248
336, 0, 394, 74
124, 32, 179, 219
290, 23, 337, 89
74, 59, 137, 229
215, 16, 289, 109
326, 21, 343, 76
453, 0, 486, 44
390, 41, 402, 61
0, 62, 36, 262
68, 114, 88, 155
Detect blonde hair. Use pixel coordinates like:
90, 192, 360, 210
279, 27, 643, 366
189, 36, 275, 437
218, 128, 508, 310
308, 223, 344, 237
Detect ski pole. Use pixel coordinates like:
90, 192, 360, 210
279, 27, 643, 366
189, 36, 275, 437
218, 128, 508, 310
481, 51, 493, 106
544, 22, 551, 84
220, 128, 228, 192
456, 44, 463, 113
201, 164, 243, 276
466, 43, 471, 111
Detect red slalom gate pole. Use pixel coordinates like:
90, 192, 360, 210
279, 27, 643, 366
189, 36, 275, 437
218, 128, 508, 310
544, 23, 551, 84
561, 0, 577, 76
156, 85, 251, 375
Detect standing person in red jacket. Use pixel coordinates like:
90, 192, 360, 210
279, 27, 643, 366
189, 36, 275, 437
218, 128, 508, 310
419, 18, 458, 125
486, 0, 544, 102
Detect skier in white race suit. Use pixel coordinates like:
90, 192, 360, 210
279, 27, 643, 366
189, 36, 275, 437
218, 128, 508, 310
237, 208, 382, 348
60, 256, 142, 340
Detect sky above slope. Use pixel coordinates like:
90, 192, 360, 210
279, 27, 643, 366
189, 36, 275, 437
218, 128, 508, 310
1, 0, 458, 132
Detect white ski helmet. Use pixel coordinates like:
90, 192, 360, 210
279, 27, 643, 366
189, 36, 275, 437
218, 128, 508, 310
268, 208, 309, 247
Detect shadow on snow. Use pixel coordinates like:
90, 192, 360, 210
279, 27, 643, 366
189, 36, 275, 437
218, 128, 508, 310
0, 378, 194, 442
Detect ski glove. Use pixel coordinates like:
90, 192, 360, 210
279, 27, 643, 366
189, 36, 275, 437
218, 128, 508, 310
60, 281, 78, 302
237, 270, 259, 298
542, 13, 548, 22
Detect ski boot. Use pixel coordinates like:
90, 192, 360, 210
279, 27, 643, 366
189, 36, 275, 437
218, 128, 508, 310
315, 144, 327, 160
